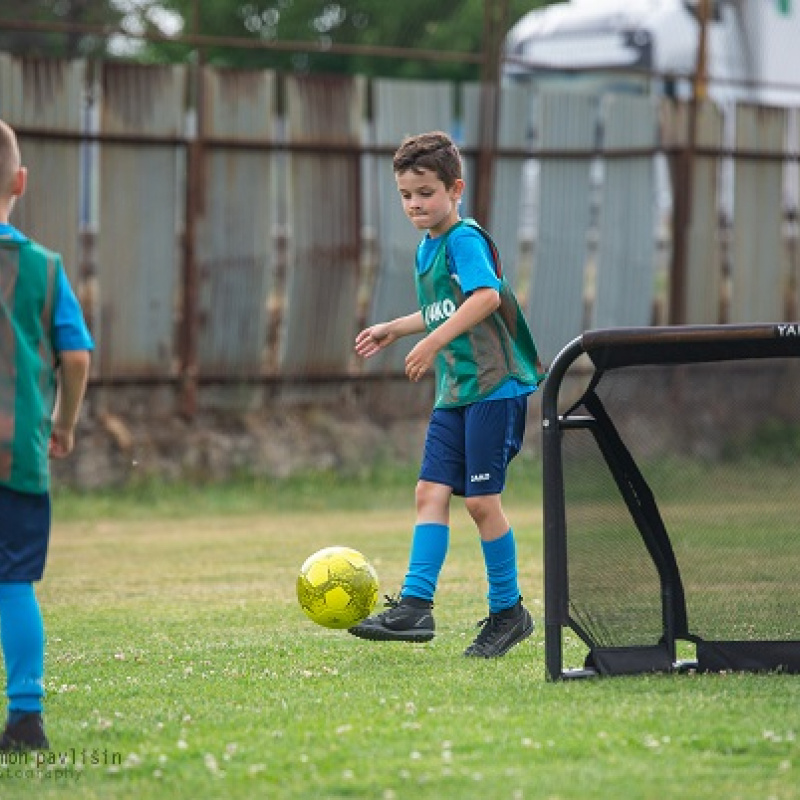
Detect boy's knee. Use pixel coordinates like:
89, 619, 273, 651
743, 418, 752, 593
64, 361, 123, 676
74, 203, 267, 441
464, 494, 496, 524
415, 480, 450, 516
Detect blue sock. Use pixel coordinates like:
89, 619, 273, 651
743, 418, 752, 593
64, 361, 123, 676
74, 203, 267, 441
0, 583, 45, 717
401, 523, 449, 602
481, 529, 521, 614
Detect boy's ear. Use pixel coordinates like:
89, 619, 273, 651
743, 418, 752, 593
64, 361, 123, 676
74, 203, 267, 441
11, 166, 26, 198
451, 178, 465, 200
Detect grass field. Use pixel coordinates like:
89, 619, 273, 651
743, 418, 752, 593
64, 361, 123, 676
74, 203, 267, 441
3, 466, 799, 800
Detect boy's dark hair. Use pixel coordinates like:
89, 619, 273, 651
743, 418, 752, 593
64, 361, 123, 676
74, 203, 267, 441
393, 131, 462, 188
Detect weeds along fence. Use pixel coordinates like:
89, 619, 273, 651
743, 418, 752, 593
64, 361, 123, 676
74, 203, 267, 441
1, 54, 799, 415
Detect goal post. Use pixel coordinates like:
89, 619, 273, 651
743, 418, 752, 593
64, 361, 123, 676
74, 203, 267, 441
541, 323, 800, 680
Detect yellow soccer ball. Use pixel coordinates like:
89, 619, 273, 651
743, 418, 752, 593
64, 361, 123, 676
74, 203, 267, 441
296, 546, 379, 629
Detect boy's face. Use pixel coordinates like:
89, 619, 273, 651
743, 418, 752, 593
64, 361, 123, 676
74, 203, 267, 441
395, 167, 464, 238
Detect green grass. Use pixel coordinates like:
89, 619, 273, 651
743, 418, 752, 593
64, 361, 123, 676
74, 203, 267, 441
3, 467, 799, 799
51, 459, 545, 521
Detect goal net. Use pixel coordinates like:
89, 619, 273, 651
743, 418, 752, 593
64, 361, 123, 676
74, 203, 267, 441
541, 324, 800, 679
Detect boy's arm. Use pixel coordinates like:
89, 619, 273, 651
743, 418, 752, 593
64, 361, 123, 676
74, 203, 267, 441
355, 311, 425, 359
49, 350, 91, 459
404, 287, 500, 382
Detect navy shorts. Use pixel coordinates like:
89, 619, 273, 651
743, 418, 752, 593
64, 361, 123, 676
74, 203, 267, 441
419, 396, 528, 497
0, 485, 51, 582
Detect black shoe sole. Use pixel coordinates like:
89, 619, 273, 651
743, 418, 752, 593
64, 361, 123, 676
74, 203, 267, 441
0, 736, 49, 752
464, 615, 534, 658
348, 625, 435, 643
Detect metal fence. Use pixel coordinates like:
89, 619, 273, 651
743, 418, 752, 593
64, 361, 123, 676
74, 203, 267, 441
1, 54, 798, 413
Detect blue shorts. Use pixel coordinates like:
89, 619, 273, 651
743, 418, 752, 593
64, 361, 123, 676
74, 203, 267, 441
0, 486, 51, 582
419, 396, 528, 497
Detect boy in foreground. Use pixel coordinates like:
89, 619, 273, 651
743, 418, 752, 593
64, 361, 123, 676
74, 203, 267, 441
349, 131, 543, 657
0, 119, 93, 749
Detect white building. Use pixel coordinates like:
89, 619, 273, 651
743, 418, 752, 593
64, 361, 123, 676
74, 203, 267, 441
504, 0, 800, 105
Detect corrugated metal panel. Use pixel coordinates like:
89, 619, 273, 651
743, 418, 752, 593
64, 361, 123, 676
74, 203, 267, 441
462, 81, 531, 291
202, 67, 274, 141
730, 104, 786, 323
0, 53, 23, 122
16, 57, 84, 129
97, 63, 186, 377
662, 100, 726, 324
662, 100, 725, 323
529, 92, 596, 365
372, 77, 454, 145
593, 94, 657, 329
365, 79, 454, 374
9, 59, 84, 281
196, 68, 276, 374
280, 74, 364, 374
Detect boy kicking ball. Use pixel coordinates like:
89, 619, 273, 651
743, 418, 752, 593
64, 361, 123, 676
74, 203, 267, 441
349, 131, 544, 657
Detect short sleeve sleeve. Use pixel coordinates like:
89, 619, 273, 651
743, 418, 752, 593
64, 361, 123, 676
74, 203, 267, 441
447, 226, 500, 294
53, 267, 94, 352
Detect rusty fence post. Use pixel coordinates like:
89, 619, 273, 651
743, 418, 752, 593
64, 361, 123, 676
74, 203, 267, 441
474, 0, 509, 228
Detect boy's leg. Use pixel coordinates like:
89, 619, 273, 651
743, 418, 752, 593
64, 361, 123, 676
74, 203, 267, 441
349, 411, 461, 643
480, 524, 521, 614
402, 521, 450, 602
348, 488, 450, 643
462, 508, 533, 657
0, 582, 49, 750
0, 488, 50, 749
462, 397, 534, 657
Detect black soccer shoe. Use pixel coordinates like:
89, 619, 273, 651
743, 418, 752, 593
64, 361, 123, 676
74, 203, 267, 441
464, 599, 533, 658
348, 594, 435, 643
0, 713, 50, 752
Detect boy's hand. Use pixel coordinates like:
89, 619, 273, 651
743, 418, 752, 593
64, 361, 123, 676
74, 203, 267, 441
405, 337, 438, 382
49, 426, 75, 459
355, 323, 396, 359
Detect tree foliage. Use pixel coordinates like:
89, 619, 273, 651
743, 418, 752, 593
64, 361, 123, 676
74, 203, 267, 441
144, 0, 557, 80
0, 0, 124, 58
0, 1, 561, 81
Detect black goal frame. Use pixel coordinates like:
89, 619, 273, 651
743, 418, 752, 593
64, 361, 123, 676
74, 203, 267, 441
541, 323, 800, 680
